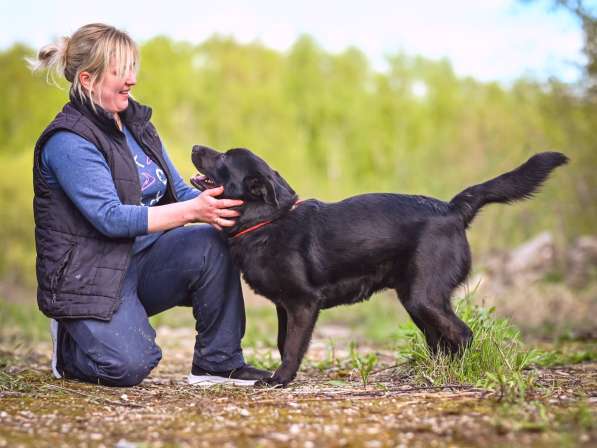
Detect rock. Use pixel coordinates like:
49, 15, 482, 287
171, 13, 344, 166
566, 235, 597, 287
481, 232, 597, 289
506, 232, 555, 279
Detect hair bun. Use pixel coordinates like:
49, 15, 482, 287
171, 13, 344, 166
30, 35, 70, 75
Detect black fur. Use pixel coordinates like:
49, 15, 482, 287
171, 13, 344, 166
191, 146, 568, 386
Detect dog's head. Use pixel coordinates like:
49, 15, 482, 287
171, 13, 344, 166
191, 145, 298, 234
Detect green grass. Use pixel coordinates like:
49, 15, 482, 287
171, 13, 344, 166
395, 293, 543, 399
534, 344, 597, 368
0, 298, 49, 342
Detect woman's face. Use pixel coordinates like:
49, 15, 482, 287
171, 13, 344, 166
96, 67, 137, 113
80, 64, 137, 114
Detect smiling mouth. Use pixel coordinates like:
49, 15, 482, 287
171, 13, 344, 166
190, 173, 219, 191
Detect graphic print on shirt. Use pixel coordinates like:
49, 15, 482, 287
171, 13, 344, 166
133, 151, 167, 206
148, 168, 167, 206
140, 172, 156, 191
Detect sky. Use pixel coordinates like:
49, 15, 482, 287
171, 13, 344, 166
0, 0, 591, 84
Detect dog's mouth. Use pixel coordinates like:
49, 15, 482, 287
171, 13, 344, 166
190, 173, 220, 191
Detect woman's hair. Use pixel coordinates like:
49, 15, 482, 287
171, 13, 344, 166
28, 23, 139, 110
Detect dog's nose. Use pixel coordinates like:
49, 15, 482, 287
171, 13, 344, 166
192, 145, 205, 155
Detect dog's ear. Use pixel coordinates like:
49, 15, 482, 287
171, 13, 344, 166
244, 175, 279, 207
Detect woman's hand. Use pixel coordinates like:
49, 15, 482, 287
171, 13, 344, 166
146, 186, 243, 233
188, 186, 243, 230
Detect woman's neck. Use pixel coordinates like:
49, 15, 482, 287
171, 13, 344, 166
113, 113, 123, 131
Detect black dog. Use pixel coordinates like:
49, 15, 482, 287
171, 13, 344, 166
191, 146, 568, 386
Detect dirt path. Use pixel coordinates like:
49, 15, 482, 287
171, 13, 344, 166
1, 326, 596, 447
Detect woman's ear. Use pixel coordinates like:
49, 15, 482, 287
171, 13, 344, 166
79, 71, 91, 91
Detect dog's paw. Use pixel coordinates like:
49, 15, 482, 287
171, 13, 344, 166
254, 376, 286, 388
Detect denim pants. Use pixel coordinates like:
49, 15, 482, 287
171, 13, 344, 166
59, 225, 246, 386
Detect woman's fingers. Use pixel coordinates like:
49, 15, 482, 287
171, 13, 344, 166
202, 186, 224, 197
215, 217, 236, 227
218, 208, 240, 218
215, 198, 244, 208
200, 186, 243, 208
192, 186, 244, 229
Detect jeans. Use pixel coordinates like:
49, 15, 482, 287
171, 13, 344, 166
59, 225, 246, 386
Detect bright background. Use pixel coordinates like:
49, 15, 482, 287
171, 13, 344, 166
0, 0, 588, 82
0, 0, 595, 339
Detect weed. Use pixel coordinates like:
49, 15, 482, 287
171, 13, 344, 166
245, 350, 280, 372
349, 341, 378, 388
395, 292, 542, 398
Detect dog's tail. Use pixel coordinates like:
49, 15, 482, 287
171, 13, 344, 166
449, 152, 569, 227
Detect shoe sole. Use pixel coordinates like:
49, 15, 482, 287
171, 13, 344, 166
50, 319, 62, 379
187, 373, 257, 387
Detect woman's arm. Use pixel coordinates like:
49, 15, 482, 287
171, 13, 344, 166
43, 132, 241, 237
43, 132, 148, 238
147, 186, 242, 232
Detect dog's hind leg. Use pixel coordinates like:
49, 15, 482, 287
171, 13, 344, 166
398, 282, 472, 355
259, 302, 319, 387
395, 224, 473, 355
276, 305, 287, 360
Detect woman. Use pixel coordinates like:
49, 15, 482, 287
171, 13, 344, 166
30, 23, 270, 387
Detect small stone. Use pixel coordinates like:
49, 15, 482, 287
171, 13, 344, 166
239, 408, 250, 417
90, 433, 102, 440
120, 394, 129, 401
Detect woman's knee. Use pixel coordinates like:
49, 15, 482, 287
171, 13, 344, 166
195, 225, 229, 255
97, 345, 162, 387
179, 225, 234, 271
168, 225, 228, 259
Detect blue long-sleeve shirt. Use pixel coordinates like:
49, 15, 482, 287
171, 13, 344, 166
41, 127, 200, 253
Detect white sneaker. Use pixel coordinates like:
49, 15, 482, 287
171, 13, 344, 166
187, 373, 256, 387
187, 364, 272, 387
50, 319, 62, 379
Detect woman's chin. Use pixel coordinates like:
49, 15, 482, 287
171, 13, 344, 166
116, 99, 129, 111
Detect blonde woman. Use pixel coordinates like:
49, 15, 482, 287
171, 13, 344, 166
30, 23, 271, 386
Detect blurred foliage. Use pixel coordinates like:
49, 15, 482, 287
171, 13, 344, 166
0, 34, 596, 292
553, 0, 597, 97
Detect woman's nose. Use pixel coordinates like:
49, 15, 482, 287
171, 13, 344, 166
125, 70, 137, 86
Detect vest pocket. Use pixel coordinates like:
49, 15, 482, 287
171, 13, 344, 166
50, 243, 76, 302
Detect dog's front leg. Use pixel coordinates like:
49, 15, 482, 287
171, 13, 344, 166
275, 305, 287, 360
259, 302, 319, 387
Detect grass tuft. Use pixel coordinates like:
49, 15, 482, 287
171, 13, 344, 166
395, 293, 542, 399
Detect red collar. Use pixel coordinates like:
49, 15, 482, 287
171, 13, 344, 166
231, 200, 304, 239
